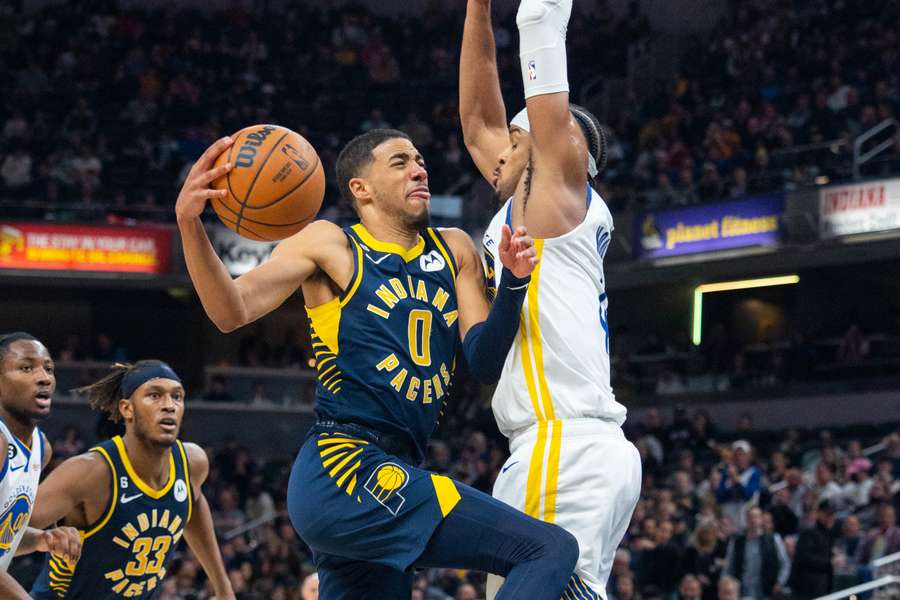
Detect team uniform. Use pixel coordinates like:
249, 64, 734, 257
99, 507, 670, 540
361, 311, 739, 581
287, 224, 465, 596
31, 436, 193, 599
0, 419, 44, 571
482, 186, 642, 596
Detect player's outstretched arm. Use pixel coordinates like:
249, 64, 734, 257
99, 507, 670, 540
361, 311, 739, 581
444, 226, 537, 383
182, 443, 235, 600
517, 0, 590, 235
460, 0, 510, 182
176, 138, 346, 332
29, 452, 108, 530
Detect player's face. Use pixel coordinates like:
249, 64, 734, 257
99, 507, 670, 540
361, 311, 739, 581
0, 340, 55, 423
123, 378, 185, 447
362, 137, 430, 230
492, 127, 531, 202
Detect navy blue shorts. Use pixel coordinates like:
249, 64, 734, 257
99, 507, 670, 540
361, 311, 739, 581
287, 427, 461, 573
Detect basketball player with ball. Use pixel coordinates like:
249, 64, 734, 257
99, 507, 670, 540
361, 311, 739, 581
176, 128, 584, 599
460, 0, 641, 598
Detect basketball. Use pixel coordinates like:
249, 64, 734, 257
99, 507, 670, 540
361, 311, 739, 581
211, 124, 325, 241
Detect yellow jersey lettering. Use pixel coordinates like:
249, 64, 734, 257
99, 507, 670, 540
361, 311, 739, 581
422, 378, 433, 404
389, 278, 408, 299
122, 523, 139, 541
367, 304, 390, 319
124, 581, 145, 596
440, 363, 451, 385
390, 369, 408, 392
432, 374, 444, 399
375, 285, 400, 309
376, 353, 400, 372
167, 516, 182, 534
443, 310, 458, 327
408, 310, 433, 366
406, 377, 421, 402
432, 287, 449, 311
407, 275, 416, 298
415, 280, 429, 302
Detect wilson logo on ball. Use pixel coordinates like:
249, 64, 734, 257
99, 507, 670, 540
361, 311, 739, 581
234, 125, 277, 168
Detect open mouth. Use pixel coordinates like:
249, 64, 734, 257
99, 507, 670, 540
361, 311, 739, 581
34, 391, 52, 407
159, 418, 178, 432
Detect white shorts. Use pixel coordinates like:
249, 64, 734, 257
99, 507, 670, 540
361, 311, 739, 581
492, 418, 641, 596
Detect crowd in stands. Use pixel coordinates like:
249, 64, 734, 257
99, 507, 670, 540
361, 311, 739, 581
1, 0, 899, 225
15, 400, 899, 600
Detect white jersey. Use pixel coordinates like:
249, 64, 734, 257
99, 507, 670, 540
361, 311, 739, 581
0, 420, 43, 571
482, 186, 627, 440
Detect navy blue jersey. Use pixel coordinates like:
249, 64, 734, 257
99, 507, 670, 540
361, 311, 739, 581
31, 436, 193, 600
307, 224, 459, 462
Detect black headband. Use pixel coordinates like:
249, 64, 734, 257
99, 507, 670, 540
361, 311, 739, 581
120, 361, 182, 399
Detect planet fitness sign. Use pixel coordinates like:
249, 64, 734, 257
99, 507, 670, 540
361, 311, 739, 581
0, 223, 172, 273
636, 195, 784, 259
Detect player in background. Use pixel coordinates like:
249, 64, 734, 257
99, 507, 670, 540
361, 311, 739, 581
29, 360, 234, 600
0, 332, 81, 600
460, 1, 642, 597
175, 131, 582, 599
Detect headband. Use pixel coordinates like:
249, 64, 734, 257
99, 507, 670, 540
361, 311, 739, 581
510, 108, 599, 178
120, 361, 182, 399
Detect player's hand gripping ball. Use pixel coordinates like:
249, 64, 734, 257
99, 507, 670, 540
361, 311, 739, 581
211, 124, 325, 241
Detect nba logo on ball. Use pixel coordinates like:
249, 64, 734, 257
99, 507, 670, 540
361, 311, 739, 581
528, 60, 537, 81
174, 479, 188, 503
365, 463, 409, 515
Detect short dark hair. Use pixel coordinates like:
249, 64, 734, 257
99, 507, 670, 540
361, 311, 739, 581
0, 332, 39, 362
335, 129, 411, 206
569, 103, 608, 177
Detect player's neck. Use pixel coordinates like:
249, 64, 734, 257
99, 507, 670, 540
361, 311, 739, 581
0, 406, 35, 448
360, 217, 420, 250
121, 431, 173, 489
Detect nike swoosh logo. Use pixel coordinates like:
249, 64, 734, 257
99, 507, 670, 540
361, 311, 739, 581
9, 464, 25, 472
501, 461, 519, 474
365, 253, 389, 265
121, 493, 143, 504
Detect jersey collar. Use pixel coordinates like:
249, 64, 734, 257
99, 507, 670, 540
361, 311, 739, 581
352, 224, 426, 262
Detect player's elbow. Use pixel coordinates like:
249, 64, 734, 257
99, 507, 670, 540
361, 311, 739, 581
211, 312, 246, 334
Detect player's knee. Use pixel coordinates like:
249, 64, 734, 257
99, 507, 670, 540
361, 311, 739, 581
542, 524, 579, 576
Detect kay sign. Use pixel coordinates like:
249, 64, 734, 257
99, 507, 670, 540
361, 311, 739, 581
819, 178, 900, 239
209, 224, 277, 276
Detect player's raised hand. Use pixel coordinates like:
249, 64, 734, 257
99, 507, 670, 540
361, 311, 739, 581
499, 224, 539, 279
38, 526, 82, 564
175, 136, 234, 223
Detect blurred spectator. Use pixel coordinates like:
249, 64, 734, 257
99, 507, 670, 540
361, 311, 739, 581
716, 440, 761, 529
857, 503, 900, 564
1, 146, 33, 196
681, 519, 724, 600
203, 376, 236, 403
790, 499, 839, 599
723, 507, 790, 600
301, 573, 318, 600
678, 574, 703, 600
716, 575, 740, 600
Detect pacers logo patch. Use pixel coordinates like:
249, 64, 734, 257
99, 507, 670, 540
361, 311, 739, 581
365, 463, 409, 515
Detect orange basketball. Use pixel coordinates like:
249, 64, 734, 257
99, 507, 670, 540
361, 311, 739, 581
211, 124, 325, 241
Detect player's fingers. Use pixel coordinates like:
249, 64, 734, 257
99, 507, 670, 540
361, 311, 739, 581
193, 188, 228, 201
515, 226, 527, 238
199, 163, 232, 186
197, 136, 234, 169
499, 224, 512, 251
516, 235, 534, 248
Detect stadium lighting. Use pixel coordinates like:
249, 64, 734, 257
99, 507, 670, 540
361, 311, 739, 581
692, 275, 800, 346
